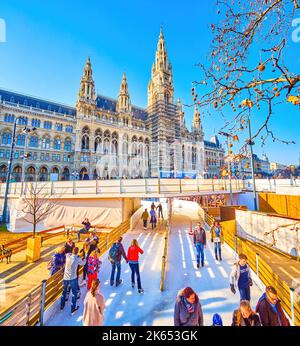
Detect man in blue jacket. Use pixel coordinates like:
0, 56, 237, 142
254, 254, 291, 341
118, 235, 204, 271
193, 223, 207, 268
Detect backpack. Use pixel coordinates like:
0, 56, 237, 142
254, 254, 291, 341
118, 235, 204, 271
108, 243, 120, 263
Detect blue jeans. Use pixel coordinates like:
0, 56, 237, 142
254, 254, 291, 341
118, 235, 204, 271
77, 228, 88, 241
61, 279, 78, 310
195, 243, 205, 266
143, 220, 147, 228
214, 242, 222, 259
129, 263, 142, 290
110, 262, 121, 283
239, 286, 251, 301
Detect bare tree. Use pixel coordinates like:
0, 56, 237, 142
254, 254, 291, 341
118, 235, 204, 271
193, 0, 300, 154
20, 182, 61, 237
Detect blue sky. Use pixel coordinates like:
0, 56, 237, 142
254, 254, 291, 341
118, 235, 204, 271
0, 0, 299, 165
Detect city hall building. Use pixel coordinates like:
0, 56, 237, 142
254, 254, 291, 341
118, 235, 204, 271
0, 29, 224, 182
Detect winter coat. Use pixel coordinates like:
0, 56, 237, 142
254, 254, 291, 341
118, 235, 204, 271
141, 211, 149, 221
231, 309, 261, 326
63, 254, 85, 281
83, 291, 105, 326
50, 253, 66, 276
174, 292, 204, 326
150, 210, 157, 223
82, 221, 91, 231
230, 262, 252, 286
256, 293, 290, 326
127, 245, 144, 262
210, 225, 224, 243
111, 242, 127, 263
87, 256, 101, 275
193, 227, 207, 246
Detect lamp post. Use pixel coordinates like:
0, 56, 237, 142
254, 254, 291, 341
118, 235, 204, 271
21, 126, 37, 183
247, 116, 258, 211
1, 116, 26, 224
219, 131, 233, 206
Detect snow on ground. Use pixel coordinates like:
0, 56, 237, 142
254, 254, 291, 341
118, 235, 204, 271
45, 200, 263, 326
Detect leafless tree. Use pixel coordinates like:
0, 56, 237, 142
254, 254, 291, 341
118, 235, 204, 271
19, 182, 61, 237
192, 0, 300, 155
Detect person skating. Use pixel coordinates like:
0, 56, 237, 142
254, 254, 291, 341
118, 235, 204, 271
108, 237, 128, 287
77, 218, 91, 242
193, 223, 207, 268
174, 287, 204, 326
230, 253, 253, 301
141, 208, 149, 230
83, 278, 105, 326
231, 300, 261, 326
151, 202, 156, 210
60, 247, 85, 314
127, 239, 144, 293
210, 221, 224, 261
255, 286, 290, 326
87, 250, 102, 290
157, 203, 163, 219
64, 238, 75, 254
79, 239, 90, 286
48, 246, 66, 277
150, 208, 157, 229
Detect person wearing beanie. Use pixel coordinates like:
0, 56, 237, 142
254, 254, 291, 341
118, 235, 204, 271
212, 313, 223, 326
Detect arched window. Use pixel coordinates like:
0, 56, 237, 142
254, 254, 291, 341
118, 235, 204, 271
31, 119, 41, 128
2, 131, 12, 145
81, 134, 89, 150
4, 114, 15, 123
17, 134, 26, 146
53, 137, 61, 150
29, 135, 39, 148
42, 137, 51, 149
64, 138, 71, 152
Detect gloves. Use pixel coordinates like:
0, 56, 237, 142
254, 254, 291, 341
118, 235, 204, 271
249, 279, 253, 287
230, 284, 236, 294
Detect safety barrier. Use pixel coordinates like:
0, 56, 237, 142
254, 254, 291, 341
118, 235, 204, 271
0, 219, 131, 326
205, 213, 300, 326
160, 199, 172, 292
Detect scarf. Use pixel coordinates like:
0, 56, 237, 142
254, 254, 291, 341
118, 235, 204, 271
182, 297, 195, 313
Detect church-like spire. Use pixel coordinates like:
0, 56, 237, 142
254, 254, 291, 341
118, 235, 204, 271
78, 57, 96, 102
117, 72, 131, 113
192, 106, 201, 130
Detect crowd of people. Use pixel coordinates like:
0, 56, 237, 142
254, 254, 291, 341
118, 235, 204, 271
47, 216, 291, 326
141, 202, 164, 230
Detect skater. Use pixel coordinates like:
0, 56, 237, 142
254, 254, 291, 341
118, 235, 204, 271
79, 239, 90, 286
157, 203, 163, 219
48, 246, 66, 277
231, 300, 261, 326
127, 239, 144, 293
256, 286, 290, 326
150, 208, 157, 229
230, 253, 253, 302
60, 247, 85, 314
64, 238, 75, 254
174, 287, 204, 326
210, 221, 224, 261
141, 208, 149, 230
151, 202, 156, 210
77, 218, 91, 242
87, 250, 102, 290
193, 223, 207, 268
212, 313, 223, 326
83, 279, 105, 326
108, 237, 128, 287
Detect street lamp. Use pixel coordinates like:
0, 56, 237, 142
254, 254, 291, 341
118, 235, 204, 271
218, 131, 233, 206
1, 116, 26, 224
21, 126, 37, 183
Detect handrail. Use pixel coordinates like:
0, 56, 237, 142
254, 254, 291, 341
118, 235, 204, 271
0, 219, 131, 326
203, 209, 300, 326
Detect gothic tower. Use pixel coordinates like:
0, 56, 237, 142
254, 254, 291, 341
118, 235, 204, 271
192, 106, 204, 140
117, 73, 132, 114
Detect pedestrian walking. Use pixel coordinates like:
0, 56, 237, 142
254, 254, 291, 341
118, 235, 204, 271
141, 208, 149, 230
60, 247, 85, 314
87, 250, 102, 290
212, 313, 223, 326
150, 208, 157, 229
193, 223, 207, 268
174, 287, 204, 326
83, 278, 105, 326
157, 203, 163, 219
210, 221, 224, 261
151, 202, 156, 210
256, 286, 290, 326
48, 247, 66, 277
230, 253, 253, 301
127, 239, 144, 293
77, 218, 91, 242
231, 300, 261, 326
108, 237, 128, 287
64, 238, 75, 254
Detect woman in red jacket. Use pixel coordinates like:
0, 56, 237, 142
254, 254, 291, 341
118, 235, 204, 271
127, 239, 144, 293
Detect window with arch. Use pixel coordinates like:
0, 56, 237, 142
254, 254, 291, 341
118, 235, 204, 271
2, 131, 12, 145
53, 138, 61, 150
44, 121, 52, 129
66, 125, 73, 133
29, 135, 39, 148
4, 113, 15, 123
17, 134, 26, 146
42, 137, 51, 149
64, 138, 71, 152
81, 126, 90, 150
31, 118, 41, 128
18, 117, 28, 125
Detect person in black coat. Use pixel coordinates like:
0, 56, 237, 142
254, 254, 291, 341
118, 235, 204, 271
232, 300, 261, 326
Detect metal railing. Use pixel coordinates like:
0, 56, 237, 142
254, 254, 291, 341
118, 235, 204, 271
204, 211, 300, 326
0, 219, 131, 326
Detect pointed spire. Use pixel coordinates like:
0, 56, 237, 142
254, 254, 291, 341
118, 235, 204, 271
193, 106, 200, 129
117, 72, 131, 113
159, 25, 164, 39
78, 56, 96, 101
